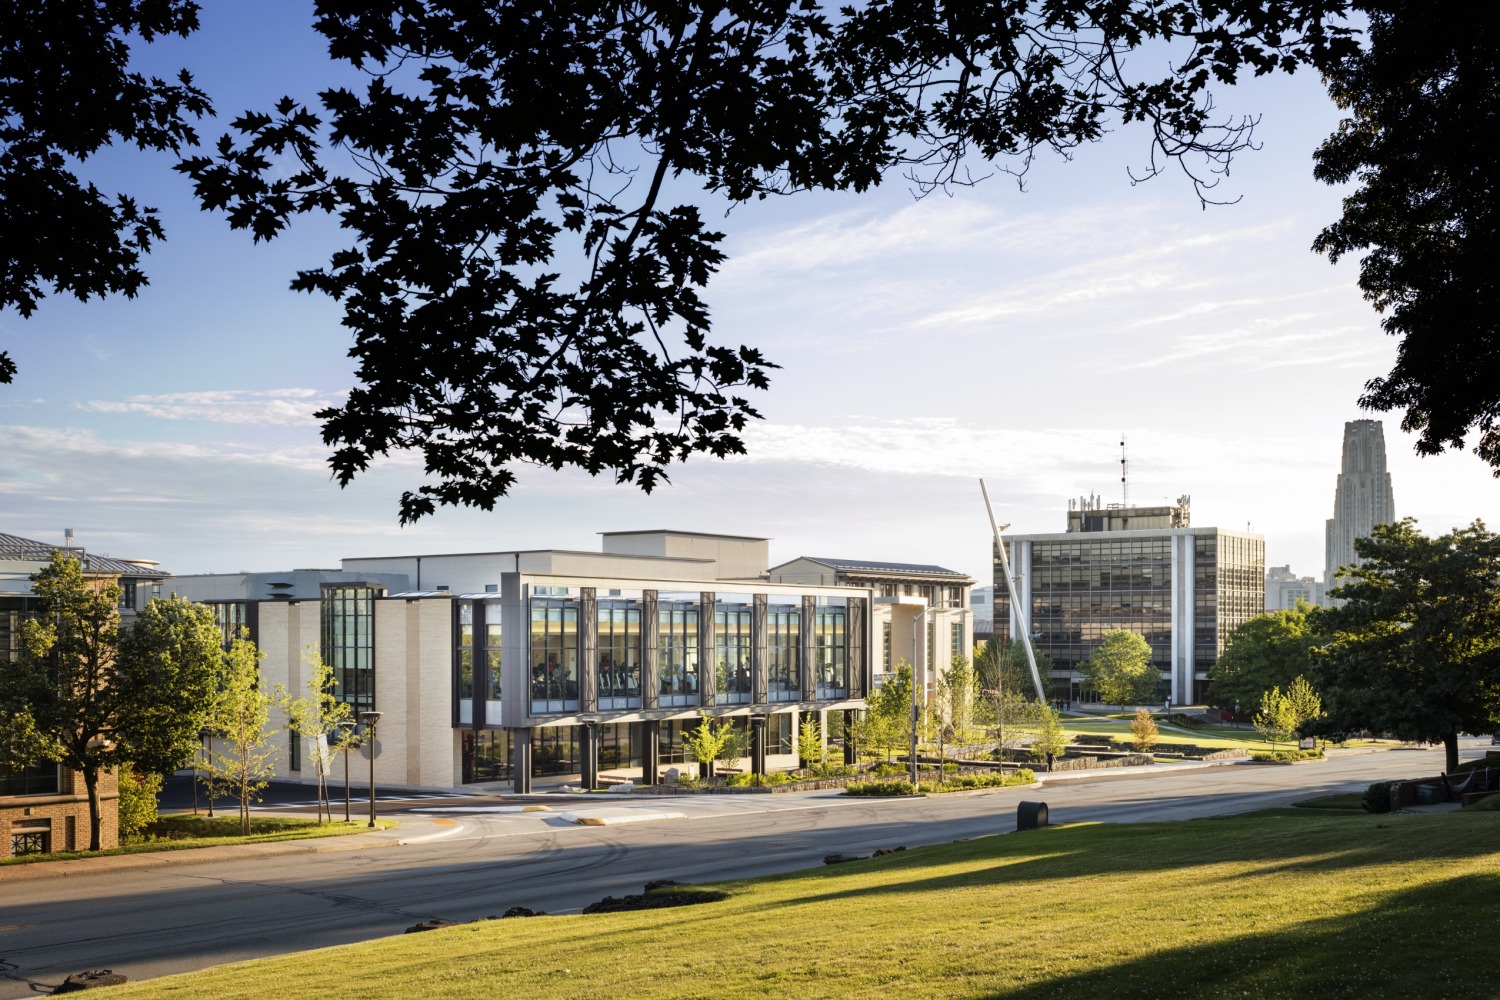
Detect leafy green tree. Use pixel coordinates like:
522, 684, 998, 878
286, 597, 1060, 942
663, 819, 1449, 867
167, 1, 1355, 521
715, 719, 751, 774
1208, 601, 1321, 715
1313, 2, 1500, 473
0, 554, 220, 850
1285, 675, 1323, 733
1312, 519, 1500, 772
204, 634, 279, 835
1083, 630, 1158, 710
977, 640, 1054, 703
275, 647, 355, 824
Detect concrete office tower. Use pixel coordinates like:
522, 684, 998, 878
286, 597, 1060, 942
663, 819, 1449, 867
1324, 419, 1397, 594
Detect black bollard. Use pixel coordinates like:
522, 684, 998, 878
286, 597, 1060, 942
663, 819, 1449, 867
1016, 800, 1049, 831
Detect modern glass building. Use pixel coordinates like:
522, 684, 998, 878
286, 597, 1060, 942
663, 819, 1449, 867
994, 499, 1264, 703
171, 531, 876, 793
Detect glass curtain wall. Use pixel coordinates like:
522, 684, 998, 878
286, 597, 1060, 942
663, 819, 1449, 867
813, 605, 848, 698
322, 585, 376, 712
530, 597, 580, 713
485, 615, 502, 705
456, 602, 474, 724
209, 602, 247, 647
715, 603, 752, 704
766, 605, 800, 701
658, 601, 700, 707
598, 600, 642, 709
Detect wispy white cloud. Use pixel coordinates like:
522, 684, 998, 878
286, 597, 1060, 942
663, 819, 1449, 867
78, 388, 345, 427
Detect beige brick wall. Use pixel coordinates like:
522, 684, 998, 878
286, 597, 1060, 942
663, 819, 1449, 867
373, 597, 458, 789
1, 766, 118, 857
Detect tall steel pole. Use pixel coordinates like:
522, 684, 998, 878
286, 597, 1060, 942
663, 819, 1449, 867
980, 479, 1048, 702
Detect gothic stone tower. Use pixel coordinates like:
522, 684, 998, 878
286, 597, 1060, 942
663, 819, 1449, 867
1324, 419, 1397, 595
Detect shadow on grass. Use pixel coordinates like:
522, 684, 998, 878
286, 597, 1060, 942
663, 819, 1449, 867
986, 871, 1500, 998
782, 811, 1498, 907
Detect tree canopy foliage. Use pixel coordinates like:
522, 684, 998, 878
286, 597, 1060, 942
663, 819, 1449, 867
1313, 0, 1500, 474
1311, 519, 1500, 771
0, 1, 1364, 513
1207, 600, 1320, 714
0, 1, 210, 384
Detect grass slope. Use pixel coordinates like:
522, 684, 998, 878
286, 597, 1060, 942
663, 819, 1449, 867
114, 809, 1499, 999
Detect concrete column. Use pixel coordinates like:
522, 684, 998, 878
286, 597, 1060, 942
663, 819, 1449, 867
751, 715, 767, 775
581, 723, 598, 790
640, 720, 660, 784
512, 728, 532, 794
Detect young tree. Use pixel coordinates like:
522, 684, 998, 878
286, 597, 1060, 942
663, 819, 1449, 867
682, 714, 741, 780
1208, 601, 1321, 715
715, 720, 751, 774
275, 647, 354, 824
204, 634, 279, 835
0, 554, 220, 850
116, 768, 163, 843
1030, 707, 1069, 770
1253, 686, 1301, 747
1312, 519, 1500, 772
1285, 676, 1324, 734
1130, 708, 1160, 753
796, 714, 828, 770
941, 655, 977, 748
1083, 631, 1158, 710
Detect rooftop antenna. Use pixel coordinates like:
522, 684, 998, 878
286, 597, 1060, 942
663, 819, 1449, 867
65, 528, 74, 548
1120, 435, 1129, 509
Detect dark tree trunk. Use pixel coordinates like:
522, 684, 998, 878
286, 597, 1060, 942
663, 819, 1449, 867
1444, 731, 1459, 773
83, 767, 102, 851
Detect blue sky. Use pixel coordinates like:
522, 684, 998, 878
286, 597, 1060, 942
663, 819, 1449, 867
3, 4, 1497, 581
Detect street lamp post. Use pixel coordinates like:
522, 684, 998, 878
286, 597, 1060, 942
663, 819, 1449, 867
198, 728, 215, 819
909, 599, 961, 788
359, 711, 383, 828
337, 719, 357, 823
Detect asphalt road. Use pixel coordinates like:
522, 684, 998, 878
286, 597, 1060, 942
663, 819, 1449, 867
0, 745, 1466, 997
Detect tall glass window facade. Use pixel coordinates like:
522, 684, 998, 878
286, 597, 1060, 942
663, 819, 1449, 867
209, 602, 248, 648
485, 619, 503, 703
813, 606, 847, 698
598, 600, 642, 709
766, 605, 800, 701
322, 585, 376, 712
658, 602, 700, 707
951, 621, 965, 660
715, 604, 752, 704
530, 597, 580, 713
882, 620, 892, 671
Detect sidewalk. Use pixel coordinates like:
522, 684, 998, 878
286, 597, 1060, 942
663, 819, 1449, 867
0, 812, 465, 883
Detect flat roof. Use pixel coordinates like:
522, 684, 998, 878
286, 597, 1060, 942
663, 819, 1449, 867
597, 529, 770, 542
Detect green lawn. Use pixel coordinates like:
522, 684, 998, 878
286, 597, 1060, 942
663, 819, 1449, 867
1059, 717, 1264, 750
0, 815, 390, 867
113, 809, 1498, 999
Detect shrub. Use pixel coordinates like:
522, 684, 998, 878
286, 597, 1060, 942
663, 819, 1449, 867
118, 768, 162, 842
1363, 781, 1393, 813
941, 762, 959, 773
845, 780, 918, 796
870, 762, 907, 778
1130, 708, 1159, 753
1250, 749, 1325, 762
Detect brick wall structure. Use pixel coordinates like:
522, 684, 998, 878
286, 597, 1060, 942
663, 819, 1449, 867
0, 766, 118, 857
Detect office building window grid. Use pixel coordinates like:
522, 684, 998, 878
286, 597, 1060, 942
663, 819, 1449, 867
813, 607, 848, 698
529, 598, 580, 713
598, 601, 642, 709
715, 605, 752, 703
766, 606, 800, 701
322, 586, 376, 713
658, 603, 700, 707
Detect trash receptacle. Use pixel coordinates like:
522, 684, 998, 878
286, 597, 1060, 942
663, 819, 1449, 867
1415, 783, 1442, 805
1017, 800, 1048, 831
